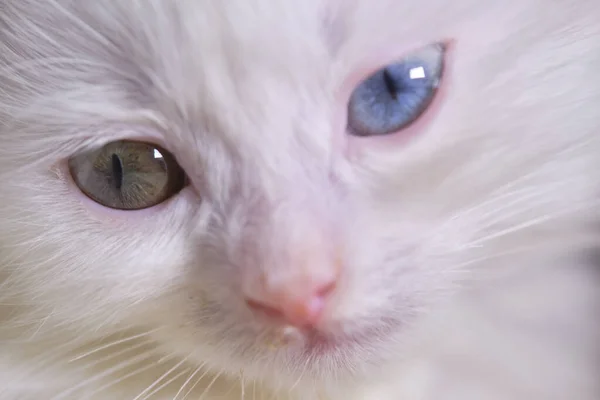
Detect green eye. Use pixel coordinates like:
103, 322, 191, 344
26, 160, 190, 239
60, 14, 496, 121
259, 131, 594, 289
68, 140, 187, 210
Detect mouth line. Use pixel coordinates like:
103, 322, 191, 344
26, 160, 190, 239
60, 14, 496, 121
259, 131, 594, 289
293, 320, 400, 355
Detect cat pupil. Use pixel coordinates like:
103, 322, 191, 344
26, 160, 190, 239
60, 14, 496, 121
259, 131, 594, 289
382, 68, 399, 100
111, 153, 124, 190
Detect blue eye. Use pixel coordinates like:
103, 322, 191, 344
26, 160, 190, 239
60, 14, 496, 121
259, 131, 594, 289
347, 44, 445, 137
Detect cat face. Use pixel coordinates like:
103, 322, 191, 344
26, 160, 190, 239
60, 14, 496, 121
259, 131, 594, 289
1, 0, 598, 390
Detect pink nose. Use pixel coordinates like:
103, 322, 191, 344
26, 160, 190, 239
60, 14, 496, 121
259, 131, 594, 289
245, 279, 337, 328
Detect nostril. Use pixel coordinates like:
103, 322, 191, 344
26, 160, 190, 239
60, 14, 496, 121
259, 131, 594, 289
317, 280, 337, 298
245, 298, 285, 320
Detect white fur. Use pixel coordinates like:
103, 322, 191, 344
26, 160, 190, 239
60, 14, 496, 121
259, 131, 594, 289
1, 1, 599, 399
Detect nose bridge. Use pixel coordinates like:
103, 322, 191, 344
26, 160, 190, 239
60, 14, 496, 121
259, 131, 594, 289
245, 145, 333, 242
232, 123, 343, 278
234, 136, 344, 326
263, 195, 335, 275
242, 199, 342, 327
239, 170, 340, 292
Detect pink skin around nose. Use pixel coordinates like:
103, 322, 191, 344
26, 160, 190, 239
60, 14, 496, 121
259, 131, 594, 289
245, 277, 338, 328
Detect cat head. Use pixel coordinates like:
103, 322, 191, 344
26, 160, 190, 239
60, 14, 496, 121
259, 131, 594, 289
1, 0, 598, 391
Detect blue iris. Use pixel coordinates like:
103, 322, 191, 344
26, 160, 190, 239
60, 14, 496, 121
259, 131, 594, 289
348, 59, 440, 136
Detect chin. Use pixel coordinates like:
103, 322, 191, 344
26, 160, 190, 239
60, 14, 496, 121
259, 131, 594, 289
157, 300, 412, 390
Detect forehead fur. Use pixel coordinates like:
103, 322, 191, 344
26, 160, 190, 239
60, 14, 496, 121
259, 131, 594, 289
1, 0, 598, 203
0, 1, 584, 133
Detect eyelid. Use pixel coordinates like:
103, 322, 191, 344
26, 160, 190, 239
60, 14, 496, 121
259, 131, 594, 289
339, 41, 449, 101
61, 120, 171, 159
394, 43, 445, 80
401, 43, 445, 64
354, 40, 451, 82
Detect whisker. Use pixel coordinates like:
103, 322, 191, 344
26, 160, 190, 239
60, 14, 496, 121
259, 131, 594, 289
240, 370, 246, 400
75, 340, 151, 372
289, 355, 312, 394
82, 355, 166, 398
469, 201, 595, 247
198, 368, 225, 400
70, 330, 158, 362
173, 364, 204, 400
181, 364, 213, 400
131, 357, 188, 400
138, 368, 190, 400
50, 351, 160, 400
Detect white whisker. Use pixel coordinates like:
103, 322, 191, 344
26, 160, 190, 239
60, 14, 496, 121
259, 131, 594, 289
173, 364, 204, 400
240, 370, 246, 400
181, 364, 213, 400
289, 355, 312, 394
50, 351, 160, 400
470, 201, 595, 247
198, 368, 225, 400
131, 357, 188, 400
70, 330, 158, 362
83, 356, 165, 397
138, 368, 190, 400
75, 340, 151, 371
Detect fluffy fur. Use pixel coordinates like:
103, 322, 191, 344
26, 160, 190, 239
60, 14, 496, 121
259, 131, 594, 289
1, 1, 599, 399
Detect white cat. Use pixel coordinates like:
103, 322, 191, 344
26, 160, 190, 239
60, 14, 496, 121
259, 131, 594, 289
1, 1, 599, 399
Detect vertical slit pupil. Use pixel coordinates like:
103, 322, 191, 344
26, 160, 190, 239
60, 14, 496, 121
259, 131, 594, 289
382, 69, 398, 99
111, 154, 124, 190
